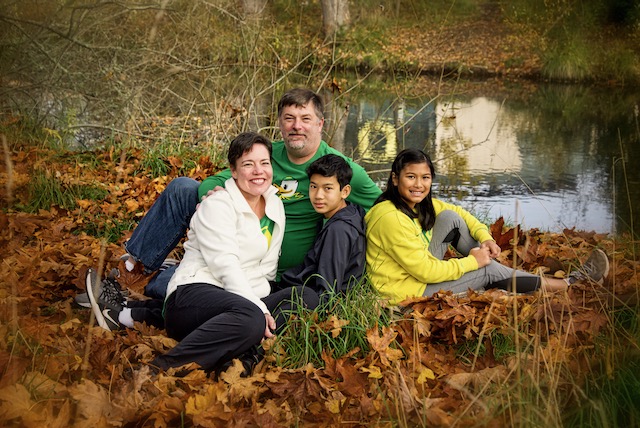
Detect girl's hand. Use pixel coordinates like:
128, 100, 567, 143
480, 240, 501, 258
470, 247, 492, 268
263, 313, 276, 339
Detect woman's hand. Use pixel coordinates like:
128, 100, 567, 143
470, 247, 492, 268
480, 240, 501, 258
263, 313, 276, 339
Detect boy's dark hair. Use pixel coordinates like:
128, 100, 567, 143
277, 88, 324, 120
228, 132, 272, 167
306, 154, 353, 189
376, 148, 437, 231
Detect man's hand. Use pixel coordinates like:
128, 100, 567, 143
196, 186, 225, 210
480, 240, 501, 258
201, 186, 224, 201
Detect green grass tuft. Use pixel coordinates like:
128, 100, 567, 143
137, 143, 201, 178
455, 337, 486, 365
26, 169, 108, 213
542, 35, 592, 81
76, 215, 136, 244
491, 331, 517, 361
564, 354, 640, 428
272, 278, 391, 368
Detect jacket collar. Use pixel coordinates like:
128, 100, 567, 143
224, 177, 280, 217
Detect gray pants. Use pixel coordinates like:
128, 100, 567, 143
423, 210, 541, 297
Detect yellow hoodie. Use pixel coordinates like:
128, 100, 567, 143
365, 199, 495, 304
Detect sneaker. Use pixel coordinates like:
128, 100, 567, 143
159, 258, 180, 271
75, 269, 127, 310
85, 268, 123, 331
568, 249, 610, 285
216, 345, 262, 379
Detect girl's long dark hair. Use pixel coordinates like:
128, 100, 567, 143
375, 148, 436, 231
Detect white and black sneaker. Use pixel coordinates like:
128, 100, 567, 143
75, 268, 127, 310
568, 249, 610, 285
86, 268, 123, 331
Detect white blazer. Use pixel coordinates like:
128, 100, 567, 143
166, 178, 285, 313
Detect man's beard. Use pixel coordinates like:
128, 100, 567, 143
285, 135, 306, 150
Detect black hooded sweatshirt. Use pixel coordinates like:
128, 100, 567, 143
279, 202, 366, 295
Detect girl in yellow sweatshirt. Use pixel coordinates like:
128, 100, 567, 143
365, 148, 609, 305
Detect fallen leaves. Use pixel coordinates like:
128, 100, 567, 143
0, 139, 638, 426
367, 327, 404, 367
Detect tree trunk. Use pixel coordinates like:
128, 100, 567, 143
321, 88, 349, 153
321, 0, 350, 37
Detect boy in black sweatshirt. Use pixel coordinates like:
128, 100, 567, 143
278, 154, 366, 296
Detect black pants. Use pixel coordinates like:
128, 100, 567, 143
127, 299, 165, 329
151, 283, 319, 372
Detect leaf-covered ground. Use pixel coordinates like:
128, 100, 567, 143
385, 3, 543, 78
1, 127, 639, 427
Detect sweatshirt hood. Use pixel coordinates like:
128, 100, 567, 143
325, 202, 366, 235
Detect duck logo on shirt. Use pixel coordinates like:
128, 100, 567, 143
274, 178, 304, 200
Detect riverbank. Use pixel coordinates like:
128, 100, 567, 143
388, 3, 543, 79
2, 0, 638, 151
326, 1, 639, 85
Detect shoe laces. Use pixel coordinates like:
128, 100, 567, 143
100, 277, 126, 306
568, 269, 585, 283
568, 260, 599, 283
581, 259, 599, 278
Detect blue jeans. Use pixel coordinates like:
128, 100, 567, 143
123, 177, 199, 297
145, 265, 178, 299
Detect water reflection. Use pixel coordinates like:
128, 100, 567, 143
435, 98, 522, 175
338, 84, 639, 235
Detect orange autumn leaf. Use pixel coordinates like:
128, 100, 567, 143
168, 156, 183, 169
0, 384, 34, 422
124, 198, 140, 213
318, 315, 350, 338
69, 379, 121, 427
367, 327, 404, 367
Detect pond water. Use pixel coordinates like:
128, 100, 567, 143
326, 81, 639, 235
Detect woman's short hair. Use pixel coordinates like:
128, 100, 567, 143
228, 132, 272, 167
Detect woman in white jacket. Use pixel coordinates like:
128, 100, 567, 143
150, 132, 319, 373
